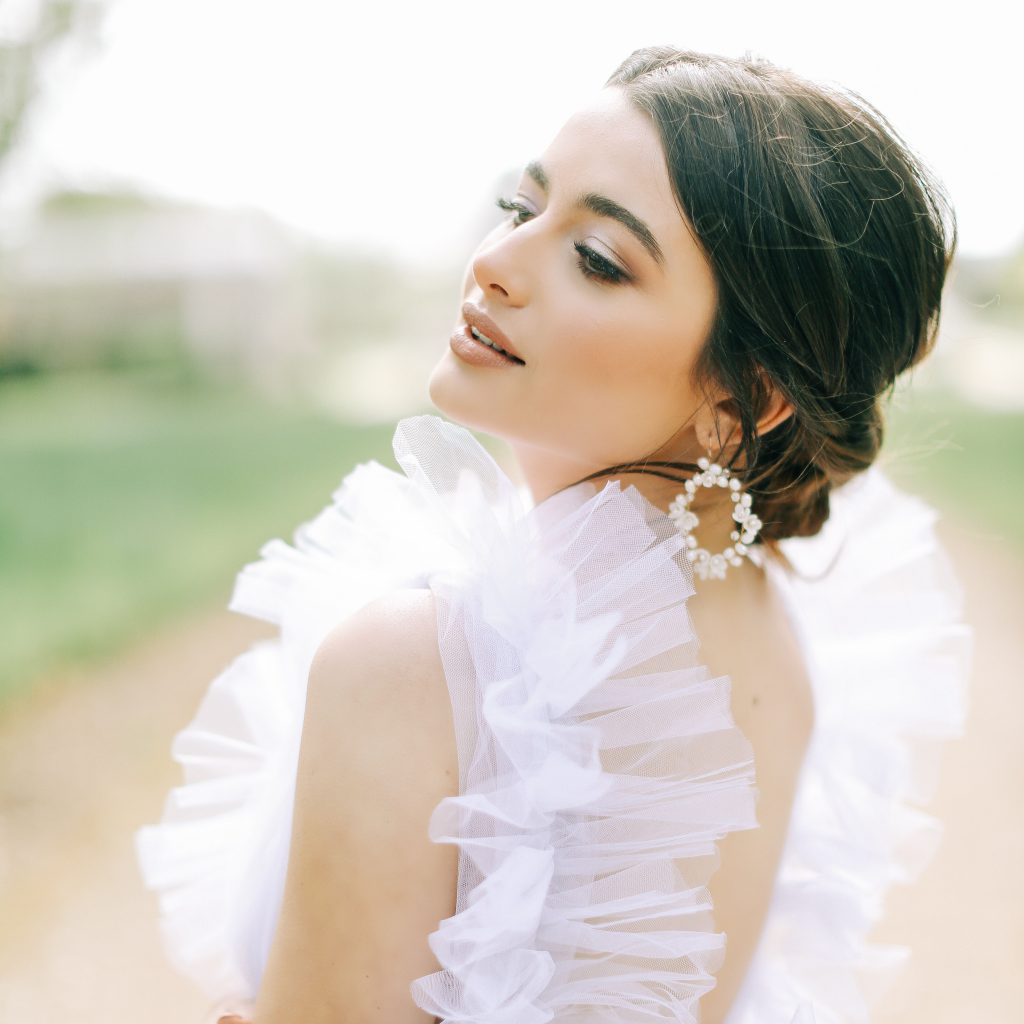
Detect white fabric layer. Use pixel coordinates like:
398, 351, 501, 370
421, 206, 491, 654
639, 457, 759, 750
135, 413, 971, 1023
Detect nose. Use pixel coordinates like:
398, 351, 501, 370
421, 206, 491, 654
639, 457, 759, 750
469, 226, 530, 307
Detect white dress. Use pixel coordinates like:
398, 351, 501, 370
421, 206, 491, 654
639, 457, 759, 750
135, 413, 972, 1023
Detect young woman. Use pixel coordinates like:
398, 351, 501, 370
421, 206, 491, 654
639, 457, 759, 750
137, 46, 972, 1023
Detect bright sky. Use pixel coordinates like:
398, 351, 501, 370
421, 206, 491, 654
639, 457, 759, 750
3, 0, 1021, 264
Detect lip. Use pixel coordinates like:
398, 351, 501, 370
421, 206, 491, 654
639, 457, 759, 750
461, 301, 525, 364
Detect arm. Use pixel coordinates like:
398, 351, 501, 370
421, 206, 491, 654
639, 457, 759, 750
251, 588, 459, 1024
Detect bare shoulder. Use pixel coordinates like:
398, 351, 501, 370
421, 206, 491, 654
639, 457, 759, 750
310, 586, 444, 694
304, 587, 458, 798
304, 586, 455, 784
253, 588, 457, 1024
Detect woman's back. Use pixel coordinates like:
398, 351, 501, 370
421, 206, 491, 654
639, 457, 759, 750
257, 509, 817, 1024
251, 551, 816, 1024
687, 559, 816, 1022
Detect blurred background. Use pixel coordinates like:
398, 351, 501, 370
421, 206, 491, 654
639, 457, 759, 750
0, 1, 1020, 1021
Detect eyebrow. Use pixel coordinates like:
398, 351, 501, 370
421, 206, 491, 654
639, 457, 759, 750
525, 159, 665, 267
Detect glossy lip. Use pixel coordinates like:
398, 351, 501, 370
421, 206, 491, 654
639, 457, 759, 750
461, 301, 525, 364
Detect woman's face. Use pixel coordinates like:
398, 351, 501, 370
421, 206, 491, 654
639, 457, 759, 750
427, 85, 721, 498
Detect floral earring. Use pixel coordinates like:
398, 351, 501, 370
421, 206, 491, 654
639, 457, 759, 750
667, 447, 763, 580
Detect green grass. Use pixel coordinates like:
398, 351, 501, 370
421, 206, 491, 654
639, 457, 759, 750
0, 368, 398, 704
882, 381, 1023, 548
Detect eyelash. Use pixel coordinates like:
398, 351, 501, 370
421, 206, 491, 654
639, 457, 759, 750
494, 195, 627, 285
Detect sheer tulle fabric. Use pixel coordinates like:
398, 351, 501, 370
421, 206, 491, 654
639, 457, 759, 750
402, 419, 761, 1023
135, 414, 971, 1024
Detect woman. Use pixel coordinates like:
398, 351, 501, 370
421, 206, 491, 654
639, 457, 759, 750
137, 46, 971, 1023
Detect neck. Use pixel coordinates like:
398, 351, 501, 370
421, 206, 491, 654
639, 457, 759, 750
507, 439, 763, 580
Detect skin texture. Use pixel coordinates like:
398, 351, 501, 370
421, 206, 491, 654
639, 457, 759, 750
684, 566, 815, 1020
248, 86, 815, 1023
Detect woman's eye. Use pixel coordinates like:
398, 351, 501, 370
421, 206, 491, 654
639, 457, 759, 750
495, 195, 534, 226
573, 242, 627, 285
494, 196, 627, 286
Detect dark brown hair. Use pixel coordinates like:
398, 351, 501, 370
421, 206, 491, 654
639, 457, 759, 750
571, 46, 956, 555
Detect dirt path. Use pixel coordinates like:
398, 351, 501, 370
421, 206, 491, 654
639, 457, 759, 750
0, 512, 1020, 1023
0, 606, 276, 1024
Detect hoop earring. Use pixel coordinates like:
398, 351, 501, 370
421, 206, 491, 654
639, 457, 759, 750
667, 450, 763, 581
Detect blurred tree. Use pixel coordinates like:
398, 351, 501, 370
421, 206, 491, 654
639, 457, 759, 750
0, 0, 104, 174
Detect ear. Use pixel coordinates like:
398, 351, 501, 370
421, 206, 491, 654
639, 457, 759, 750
693, 391, 741, 457
755, 383, 795, 437
696, 376, 795, 456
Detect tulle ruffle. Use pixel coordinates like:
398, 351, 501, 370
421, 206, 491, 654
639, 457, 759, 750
398, 417, 761, 1023
135, 414, 762, 1020
135, 414, 971, 1024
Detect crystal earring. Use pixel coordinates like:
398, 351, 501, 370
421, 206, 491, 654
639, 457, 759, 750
667, 450, 763, 580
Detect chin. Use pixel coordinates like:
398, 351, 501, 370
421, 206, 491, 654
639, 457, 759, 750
427, 354, 526, 445
426, 353, 489, 432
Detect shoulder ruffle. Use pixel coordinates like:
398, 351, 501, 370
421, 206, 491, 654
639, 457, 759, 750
135, 413, 762, 1019
726, 466, 974, 1024
398, 417, 760, 1023
133, 446, 470, 1000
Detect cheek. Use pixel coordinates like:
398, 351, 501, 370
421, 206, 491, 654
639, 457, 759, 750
549, 298, 693, 406
533, 298, 699, 457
